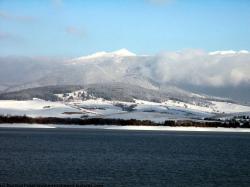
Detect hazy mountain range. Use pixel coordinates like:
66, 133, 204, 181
0, 49, 249, 103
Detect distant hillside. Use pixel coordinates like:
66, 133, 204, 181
1, 50, 250, 103
0, 85, 84, 101
0, 83, 167, 102
0, 83, 232, 109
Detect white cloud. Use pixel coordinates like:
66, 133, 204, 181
65, 48, 250, 88
145, 49, 250, 87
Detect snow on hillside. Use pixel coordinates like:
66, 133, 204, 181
1, 88, 250, 122
209, 50, 249, 55
1, 49, 250, 103
56, 90, 250, 121
69, 49, 136, 63
211, 101, 250, 113
0, 99, 82, 118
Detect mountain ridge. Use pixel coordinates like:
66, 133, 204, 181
69, 48, 136, 63
0, 49, 250, 103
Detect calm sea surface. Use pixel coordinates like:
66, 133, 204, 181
0, 127, 250, 186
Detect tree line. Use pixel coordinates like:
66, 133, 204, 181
0, 115, 249, 128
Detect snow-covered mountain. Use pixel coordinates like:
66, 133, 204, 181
69, 48, 136, 63
0, 49, 250, 103
209, 50, 249, 55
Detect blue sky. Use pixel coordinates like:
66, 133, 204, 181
1, 0, 250, 56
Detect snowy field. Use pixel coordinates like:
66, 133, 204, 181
0, 99, 83, 118
1, 123, 250, 132
0, 97, 250, 122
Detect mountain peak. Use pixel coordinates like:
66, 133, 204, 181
70, 49, 136, 63
209, 50, 249, 55
111, 48, 136, 56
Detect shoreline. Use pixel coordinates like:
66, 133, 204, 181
1, 123, 250, 132
1, 115, 249, 128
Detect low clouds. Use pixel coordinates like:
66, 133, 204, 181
0, 49, 249, 101
0, 49, 249, 90
66, 48, 250, 88
150, 50, 250, 87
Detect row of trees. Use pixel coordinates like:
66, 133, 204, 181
0, 115, 249, 128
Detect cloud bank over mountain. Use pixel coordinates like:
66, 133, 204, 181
152, 49, 250, 87
0, 49, 249, 102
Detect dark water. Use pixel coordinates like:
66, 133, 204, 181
0, 128, 250, 187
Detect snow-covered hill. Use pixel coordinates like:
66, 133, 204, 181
1, 87, 249, 123
1, 98, 249, 122
1, 49, 250, 102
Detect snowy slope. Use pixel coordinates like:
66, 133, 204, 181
1, 49, 250, 103
1, 88, 250, 122
69, 49, 136, 63
0, 99, 83, 118
209, 50, 249, 55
